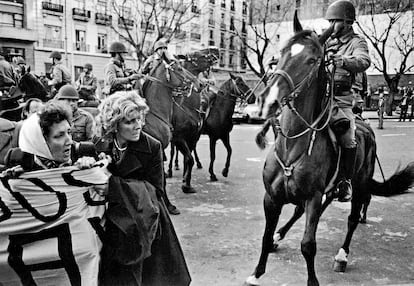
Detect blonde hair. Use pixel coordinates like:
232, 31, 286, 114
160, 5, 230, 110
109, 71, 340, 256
96, 90, 149, 137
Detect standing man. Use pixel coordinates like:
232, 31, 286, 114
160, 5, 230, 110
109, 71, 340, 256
55, 85, 94, 142
325, 0, 371, 202
104, 41, 142, 96
48, 51, 72, 96
76, 63, 98, 103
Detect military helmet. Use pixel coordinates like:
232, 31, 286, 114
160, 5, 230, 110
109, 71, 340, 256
56, 85, 79, 100
84, 63, 93, 70
154, 39, 168, 51
109, 41, 127, 53
325, 0, 356, 22
49, 51, 62, 60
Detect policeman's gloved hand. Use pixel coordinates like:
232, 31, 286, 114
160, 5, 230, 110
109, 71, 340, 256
128, 74, 142, 81
330, 54, 344, 67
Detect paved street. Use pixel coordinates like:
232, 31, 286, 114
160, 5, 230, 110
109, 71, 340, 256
166, 118, 414, 286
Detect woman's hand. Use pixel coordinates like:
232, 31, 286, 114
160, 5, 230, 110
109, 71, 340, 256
74, 156, 97, 169
98, 152, 112, 163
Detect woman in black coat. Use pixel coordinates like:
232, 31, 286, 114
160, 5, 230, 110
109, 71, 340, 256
96, 90, 190, 286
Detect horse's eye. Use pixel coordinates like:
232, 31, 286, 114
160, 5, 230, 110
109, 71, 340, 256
307, 58, 317, 65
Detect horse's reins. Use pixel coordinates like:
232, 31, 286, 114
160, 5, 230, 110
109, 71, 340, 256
270, 46, 337, 184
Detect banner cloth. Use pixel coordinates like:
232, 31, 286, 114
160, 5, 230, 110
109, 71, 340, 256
0, 163, 108, 286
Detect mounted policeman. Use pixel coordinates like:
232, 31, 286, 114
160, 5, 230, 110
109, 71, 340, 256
140, 38, 173, 76
103, 41, 143, 96
325, 0, 371, 202
48, 50, 72, 96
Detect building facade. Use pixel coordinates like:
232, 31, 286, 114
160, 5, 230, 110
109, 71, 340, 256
0, 0, 251, 83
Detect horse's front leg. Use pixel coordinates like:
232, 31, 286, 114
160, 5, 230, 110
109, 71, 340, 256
209, 136, 218, 181
176, 142, 196, 194
273, 204, 305, 250
174, 145, 180, 170
221, 133, 232, 177
245, 192, 283, 286
167, 142, 175, 178
333, 194, 363, 272
302, 191, 323, 286
193, 147, 202, 169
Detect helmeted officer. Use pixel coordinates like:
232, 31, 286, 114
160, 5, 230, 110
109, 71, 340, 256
48, 51, 72, 95
76, 63, 98, 103
0, 49, 18, 91
140, 38, 171, 76
104, 41, 142, 96
325, 0, 371, 202
55, 85, 94, 142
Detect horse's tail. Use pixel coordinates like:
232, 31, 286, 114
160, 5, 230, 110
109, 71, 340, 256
368, 162, 414, 196
255, 131, 267, 150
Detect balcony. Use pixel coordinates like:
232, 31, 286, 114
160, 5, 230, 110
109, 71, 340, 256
190, 32, 201, 41
220, 41, 225, 48
42, 1, 63, 13
118, 17, 134, 28
95, 13, 112, 25
74, 42, 89, 52
176, 31, 186, 39
96, 46, 108, 53
208, 19, 215, 26
72, 8, 91, 22
43, 38, 63, 49
209, 40, 215, 46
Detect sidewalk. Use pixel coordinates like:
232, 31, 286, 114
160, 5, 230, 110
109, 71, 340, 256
363, 110, 400, 120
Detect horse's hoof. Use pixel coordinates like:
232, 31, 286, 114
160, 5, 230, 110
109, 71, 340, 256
222, 168, 229, 177
197, 163, 203, 169
244, 275, 260, 286
270, 243, 279, 253
167, 170, 173, 178
167, 205, 181, 215
359, 217, 367, 224
333, 260, 347, 272
182, 185, 197, 194
210, 175, 218, 181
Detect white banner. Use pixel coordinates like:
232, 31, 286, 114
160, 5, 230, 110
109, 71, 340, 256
0, 164, 108, 286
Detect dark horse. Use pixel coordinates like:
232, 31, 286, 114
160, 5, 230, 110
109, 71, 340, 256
167, 47, 219, 193
202, 73, 252, 181
141, 58, 201, 212
245, 13, 414, 286
18, 66, 48, 102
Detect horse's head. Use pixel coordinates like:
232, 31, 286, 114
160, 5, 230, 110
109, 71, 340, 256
18, 67, 48, 102
152, 59, 202, 92
227, 72, 253, 101
181, 47, 220, 75
259, 11, 333, 119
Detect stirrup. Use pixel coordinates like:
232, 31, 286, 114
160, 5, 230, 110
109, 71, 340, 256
337, 179, 352, 202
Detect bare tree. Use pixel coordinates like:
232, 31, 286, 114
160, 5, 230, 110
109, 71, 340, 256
355, 0, 413, 113
234, 0, 293, 85
110, 0, 202, 65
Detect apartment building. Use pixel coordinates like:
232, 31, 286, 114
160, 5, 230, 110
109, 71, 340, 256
0, 0, 251, 82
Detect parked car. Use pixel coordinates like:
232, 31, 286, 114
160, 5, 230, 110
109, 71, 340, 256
232, 103, 265, 124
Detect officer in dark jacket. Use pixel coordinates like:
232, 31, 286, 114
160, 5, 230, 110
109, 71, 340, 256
325, 0, 371, 202
103, 41, 142, 95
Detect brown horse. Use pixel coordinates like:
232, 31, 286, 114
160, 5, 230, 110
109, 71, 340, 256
245, 13, 414, 286
165, 47, 219, 193
141, 58, 201, 213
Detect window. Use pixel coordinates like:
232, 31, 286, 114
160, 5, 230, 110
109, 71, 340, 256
97, 33, 107, 52
230, 16, 234, 31
44, 25, 63, 48
219, 50, 225, 67
242, 1, 247, 14
0, 12, 23, 28
3, 47, 25, 62
75, 29, 87, 51
209, 30, 214, 39
229, 52, 234, 67
221, 0, 226, 9
230, 0, 235, 11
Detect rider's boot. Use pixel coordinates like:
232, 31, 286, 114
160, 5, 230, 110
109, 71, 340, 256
337, 147, 357, 202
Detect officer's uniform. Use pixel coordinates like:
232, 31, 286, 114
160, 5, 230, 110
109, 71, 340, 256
76, 70, 98, 101
0, 55, 18, 90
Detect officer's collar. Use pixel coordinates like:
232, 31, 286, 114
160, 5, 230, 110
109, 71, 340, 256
110, 58, 123, 67
336, 27, 355, 44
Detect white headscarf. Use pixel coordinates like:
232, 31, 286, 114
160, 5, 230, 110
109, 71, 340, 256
19, 113, 54, 160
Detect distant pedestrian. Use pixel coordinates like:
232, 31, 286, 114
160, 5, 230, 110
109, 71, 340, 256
399, 90, 409, 122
